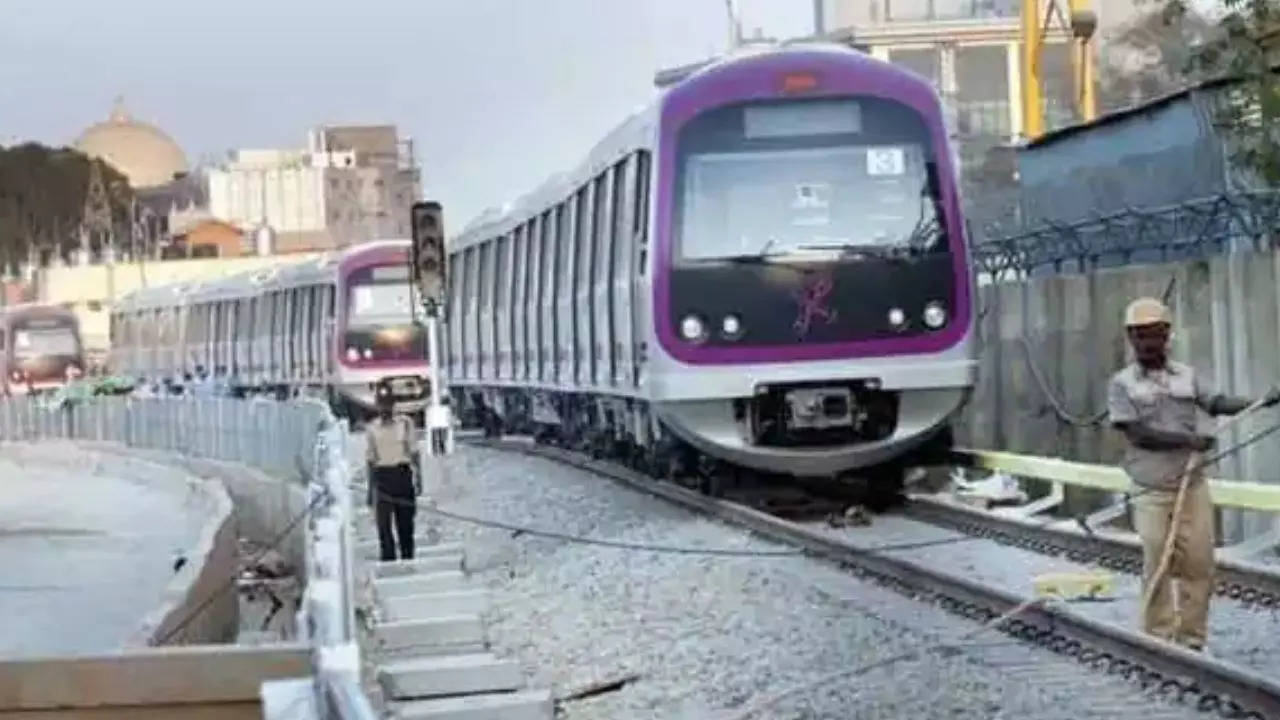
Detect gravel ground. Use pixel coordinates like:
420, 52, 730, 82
408, 443, 1209, 720
804, 512, 1280, 670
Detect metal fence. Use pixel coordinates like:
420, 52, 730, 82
0, 394, 376, 720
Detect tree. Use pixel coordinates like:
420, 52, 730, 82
1098, 6, 1219, 111
0, 144, 134, 276
1164, 0, 1280, 184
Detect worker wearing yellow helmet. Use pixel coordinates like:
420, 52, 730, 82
1107, 297, 1280, 651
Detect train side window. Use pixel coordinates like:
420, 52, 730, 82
0, 329, 5, 351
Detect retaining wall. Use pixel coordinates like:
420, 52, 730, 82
0, 442, 241, 646
0, 643, 310, 719
957, 249, 1280, 542
80, 444, 311, 640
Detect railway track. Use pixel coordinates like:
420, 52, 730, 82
466, 435, 1280, 720
902, 496, 1280, 610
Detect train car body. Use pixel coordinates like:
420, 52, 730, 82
446, 44, 977, 492
0, 303, 85, 395
111, 240, 430, 416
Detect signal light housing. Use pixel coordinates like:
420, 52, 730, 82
410, 200, 446, 308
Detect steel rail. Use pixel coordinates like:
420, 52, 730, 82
471, 437, 1280, 719
901, 496, 1280, 610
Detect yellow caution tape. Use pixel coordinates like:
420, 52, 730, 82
1032, 570, 1115, 601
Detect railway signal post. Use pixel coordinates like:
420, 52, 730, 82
410, 201, 453, 470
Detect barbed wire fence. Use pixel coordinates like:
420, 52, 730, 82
970, 189, 1280, 281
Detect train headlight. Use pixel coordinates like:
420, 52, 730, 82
887, 307, 906, 329
679, 314, 707, 343
345, 347, 359, 362
923, 301, 948, 330
362, 348, 373, 359
720, 314, 743, 340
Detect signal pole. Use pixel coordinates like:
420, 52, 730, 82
409, 201, 452, 461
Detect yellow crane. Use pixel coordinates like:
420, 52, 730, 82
1021, 0, 1099, 139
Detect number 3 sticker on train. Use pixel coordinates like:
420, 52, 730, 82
866, 147, 905, 176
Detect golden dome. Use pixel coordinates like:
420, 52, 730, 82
74, 98, 188, 189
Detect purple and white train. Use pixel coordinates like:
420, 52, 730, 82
445, 43, 976, 502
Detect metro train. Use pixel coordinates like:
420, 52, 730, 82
0, 303, 86, 396
445, 43, 977, 504
110, 240, 431, 419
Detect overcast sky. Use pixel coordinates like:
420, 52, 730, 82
0, 0, 814, 227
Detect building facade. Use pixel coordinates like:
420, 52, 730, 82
206, 125, 420, 253
813, 0, 1150, 230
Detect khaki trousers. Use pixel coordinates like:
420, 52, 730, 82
1131, 481, 1215, 649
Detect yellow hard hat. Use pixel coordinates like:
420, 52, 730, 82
1124, 297, 1171, 327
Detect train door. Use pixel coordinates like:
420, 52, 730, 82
255, 294, 269, 382
236, 298, 251, 380
299, 288, 311, 382
573, 185, 592, 388
521, 222, 534, 381
632, 151, 652, 389
510, 228, 524, 382
478, 243, 492, 381
494, 237, 509, 381
610, 156, 635, 390
555, 201, 574, 386
537, 210, 554, 384
461, 248, 474, 382
468, 247, 482, 382
278, 290, 291, 383
446, 251, 460, 382
591, 172, 612, 389
515, 223, 529, 382
321, 285, 336, 380
527, 213, 542, 381
268, 291, 281, 383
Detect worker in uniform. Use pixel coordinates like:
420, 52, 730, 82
1107, 297, 1279, 650
365, 388, 420, 561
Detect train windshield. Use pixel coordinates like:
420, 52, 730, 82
676, 97, 945, 262
13, 318, 79, 359
344, 264, 425, 362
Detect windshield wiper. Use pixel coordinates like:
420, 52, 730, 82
796, 242, 909, 261
716, 238, 783, 265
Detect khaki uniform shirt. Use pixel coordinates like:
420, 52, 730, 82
1107, 361, 1218, 490
366, 416, 415, 468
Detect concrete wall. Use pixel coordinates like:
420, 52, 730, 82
0, 444, 242, 646
0, 644, 309, 719
133, 466, 239, 646
84, 445, 311, 598
957, 250, 1280, 542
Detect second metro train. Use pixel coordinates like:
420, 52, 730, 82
110, 240, 431, 418
444, 42, 977, 503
